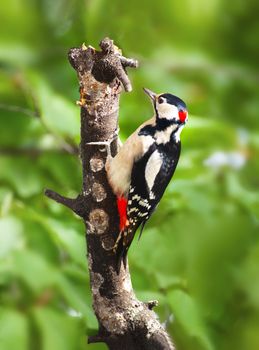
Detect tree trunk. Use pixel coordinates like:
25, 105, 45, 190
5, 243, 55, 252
45, 37, 174, 350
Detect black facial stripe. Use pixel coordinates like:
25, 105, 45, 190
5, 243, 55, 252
154, 101, 159, 119
138, 124, 155, 136
138, 118, 183, 137
156, 118, 174, 130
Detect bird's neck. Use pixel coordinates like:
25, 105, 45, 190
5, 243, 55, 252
138, 118, 183, 144
155, 117, 173, 130
154, 115, 184, 145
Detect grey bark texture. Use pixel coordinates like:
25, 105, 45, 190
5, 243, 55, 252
45, 37, 175, 350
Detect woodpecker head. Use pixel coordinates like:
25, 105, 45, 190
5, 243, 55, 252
143, 88, 188, 126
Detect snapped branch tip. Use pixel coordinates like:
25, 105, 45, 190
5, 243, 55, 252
44, 188, 77, 211
146, 300, 159, 310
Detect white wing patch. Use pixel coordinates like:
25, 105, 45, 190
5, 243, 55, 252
145, 150, 163, 194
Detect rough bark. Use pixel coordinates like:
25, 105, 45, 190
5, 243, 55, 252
45, 37, 174, 350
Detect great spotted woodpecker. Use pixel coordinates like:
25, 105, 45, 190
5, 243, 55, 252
106, 88, 188, 271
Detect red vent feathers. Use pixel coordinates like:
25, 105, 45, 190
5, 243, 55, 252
117, 197, 128, 231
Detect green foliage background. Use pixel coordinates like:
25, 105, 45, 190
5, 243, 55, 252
0, 0, 259, 349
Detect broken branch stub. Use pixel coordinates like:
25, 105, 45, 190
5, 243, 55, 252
69, 37, 138, 93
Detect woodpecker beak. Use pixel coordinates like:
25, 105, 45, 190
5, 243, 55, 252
143, 88, 156, 101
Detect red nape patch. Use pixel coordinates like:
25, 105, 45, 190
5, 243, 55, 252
117, 197, 128, 230
178, 110, 187, 123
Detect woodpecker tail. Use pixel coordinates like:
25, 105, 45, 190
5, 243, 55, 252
114, 227, 136, 274
114, 230, 128, 273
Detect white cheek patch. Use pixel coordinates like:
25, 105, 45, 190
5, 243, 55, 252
157, 103, 179, 120
145, 150, 163, 194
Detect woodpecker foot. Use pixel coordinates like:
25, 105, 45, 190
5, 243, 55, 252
109, 230, 123, 274
111, 230, 123, 253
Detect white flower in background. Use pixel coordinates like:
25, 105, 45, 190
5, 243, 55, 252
66, 308, 82, 318
237, 128, 249, 147
204, 151, 246, 170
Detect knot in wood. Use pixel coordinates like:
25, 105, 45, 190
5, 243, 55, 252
92, 182, 106, 202
101, 234, 115, 251
90, 157, 104, 172
89, 209, 109, 234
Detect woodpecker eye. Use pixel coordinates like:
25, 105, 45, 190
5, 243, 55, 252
158, 97, 164, 104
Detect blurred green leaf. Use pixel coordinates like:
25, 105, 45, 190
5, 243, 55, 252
135, 290, 166, 305
49, 219, 86, 267
39, 152, 81, 192
0, 188, 13, 216
168, 290, 213, 350
0, 309, 29, 350
0, 44, 37, 67
32, 307, 85, 350
12, 250, 58, 293
0, 216, 24, 259
154, 273, 185, 291
31, 74, 80, 141
40, 217, 86, 268
56, 275, 98, 331
0, 106, 43, 148
0, 156, 45, 198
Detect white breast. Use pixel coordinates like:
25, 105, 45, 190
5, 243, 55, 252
106, 131, 154, 197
